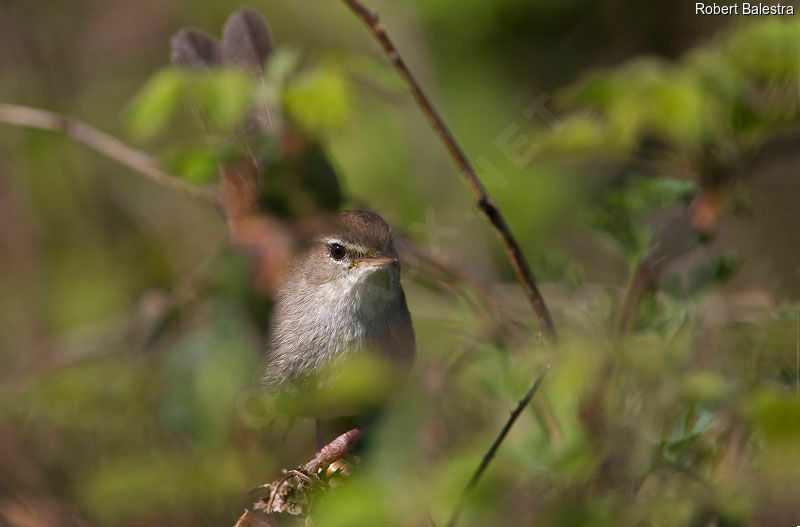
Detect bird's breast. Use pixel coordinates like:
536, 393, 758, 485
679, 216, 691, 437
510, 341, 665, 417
265, 265, 412, 397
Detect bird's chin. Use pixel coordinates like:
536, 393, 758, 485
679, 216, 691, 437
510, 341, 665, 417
354, 262, 393, 280
352, 264, 398, 298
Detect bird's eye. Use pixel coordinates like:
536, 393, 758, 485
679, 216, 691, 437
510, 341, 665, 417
329, 243, 346, 260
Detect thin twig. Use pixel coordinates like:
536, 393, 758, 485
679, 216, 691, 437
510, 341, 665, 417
617, 259, 655, 335
340, 0, 557, 342
0, 103, 217, 202
446, 368, 549, 527
397, 237, 526, 344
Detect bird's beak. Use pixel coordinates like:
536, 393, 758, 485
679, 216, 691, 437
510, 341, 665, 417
350, 254, 398, 268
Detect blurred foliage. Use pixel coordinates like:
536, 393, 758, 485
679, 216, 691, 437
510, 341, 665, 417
549, 19, 800, 161
586, 176, 698, 259
283, 60, 352, 133
2, 2, 800, 527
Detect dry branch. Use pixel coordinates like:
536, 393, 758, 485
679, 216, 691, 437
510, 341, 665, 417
252, 428, 362, 516
340, 0, 557, 342
233, 510, 275, 527
0, 103, 217, 202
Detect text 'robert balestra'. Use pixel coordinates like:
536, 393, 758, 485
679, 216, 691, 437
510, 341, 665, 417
696, 3, 795, 15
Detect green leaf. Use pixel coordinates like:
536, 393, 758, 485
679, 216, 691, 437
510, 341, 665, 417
162, 144, 231, 183
195, 69, 256, 132
642, 72, 707, 144
265, 46, 301, 87
585, 177, 697, 257
125, 69, 187, 141
727, 19, 800, 79
283, 63, 351, 134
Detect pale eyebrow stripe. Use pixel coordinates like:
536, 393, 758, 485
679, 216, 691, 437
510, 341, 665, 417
315, 237, 370, 254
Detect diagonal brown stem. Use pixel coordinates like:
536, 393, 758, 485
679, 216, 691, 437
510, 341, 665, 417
617, 259, 655, 336
0, 103, 217, 202
340, 0, 557, 342
446, 369, 549, 527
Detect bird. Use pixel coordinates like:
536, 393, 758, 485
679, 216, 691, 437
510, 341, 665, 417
263, 210, 415, 451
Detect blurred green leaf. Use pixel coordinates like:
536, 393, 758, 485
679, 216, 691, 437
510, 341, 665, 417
126, 67, 255, 141
265, 46, 301, 87
78, 449, 245, 523
196, 69, 255, 132
284, 63, 352, 134
585, 177, 697, 257
163, 143, 232, 183
683, 372, 731, 404
748, 390, 800, 442
125, 69, 187, 141
726, 19, 800, 79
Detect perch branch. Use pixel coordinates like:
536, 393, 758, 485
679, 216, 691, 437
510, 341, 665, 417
234, 510, 275, 527
0, 103, 217, 202
253, 428, 362, 516
446, 368, 549, 527
340, 0, 557, 342
301, 427, 362, 474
